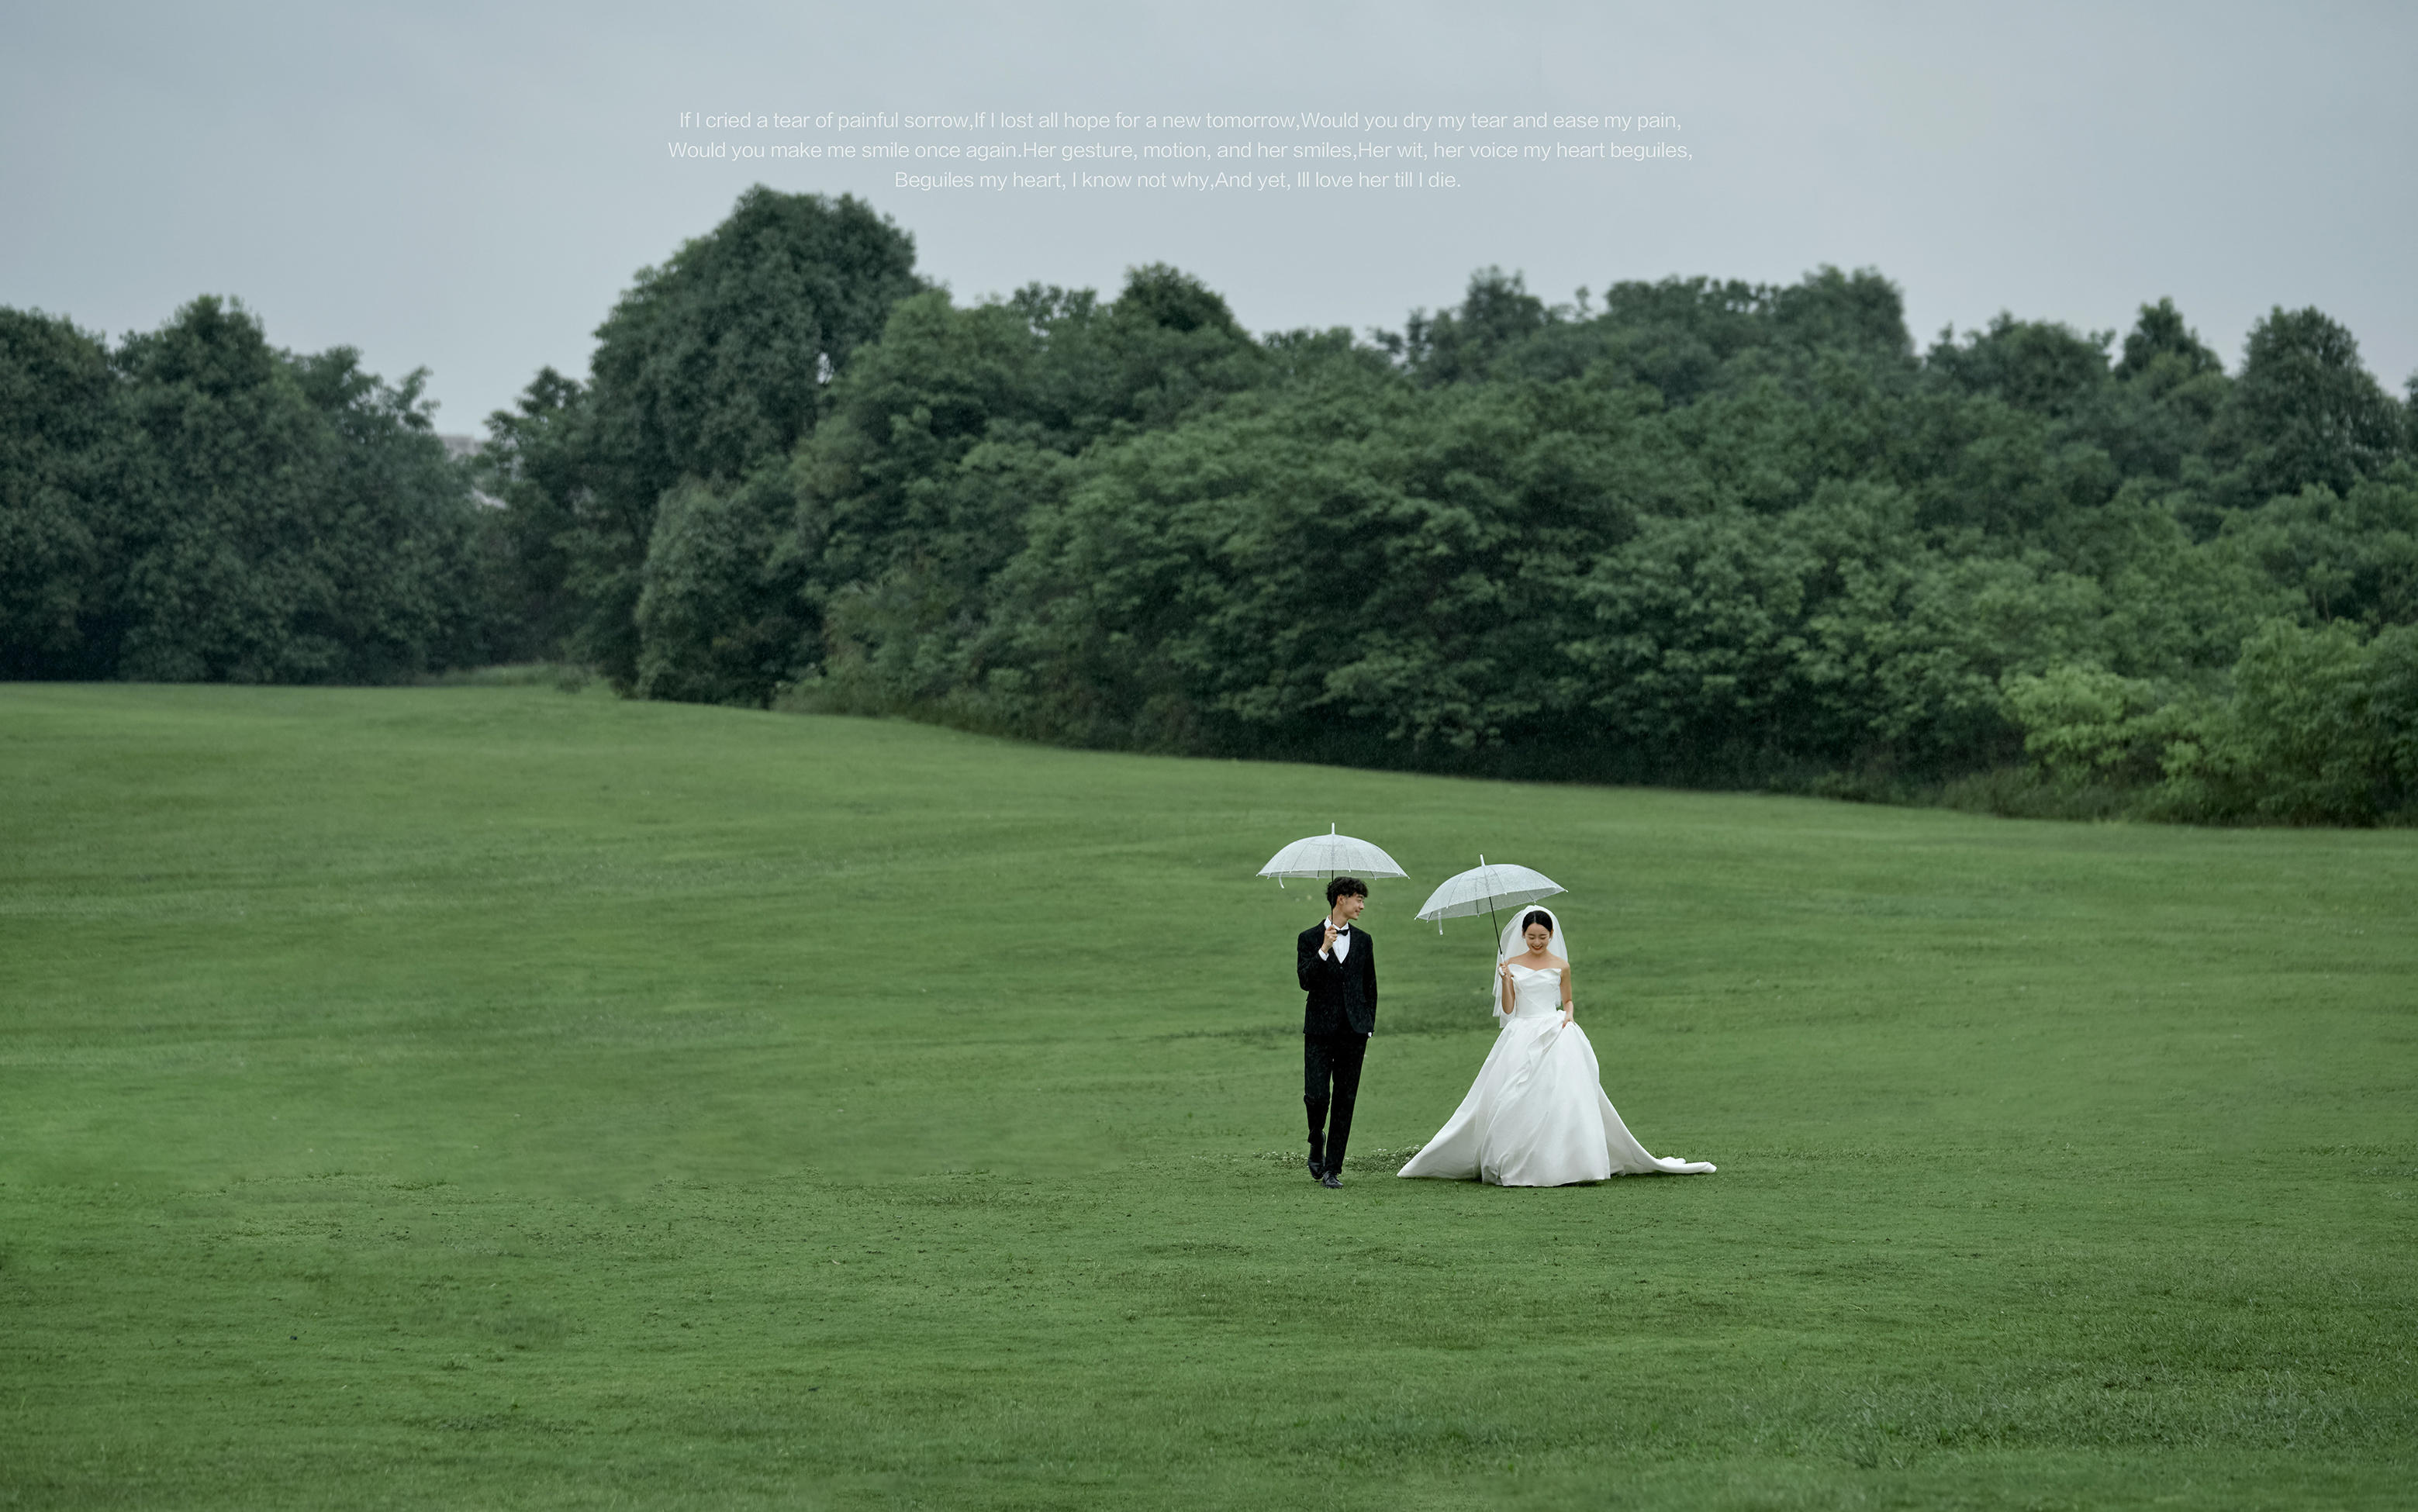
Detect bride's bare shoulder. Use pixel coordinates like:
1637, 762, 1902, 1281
1547, 953, 1570, 970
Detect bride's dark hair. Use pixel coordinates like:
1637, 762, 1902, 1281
1520, 910, 1553, 935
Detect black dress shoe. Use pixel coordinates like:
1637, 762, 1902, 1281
1320, 1172, 1342, 1189
1307, 1158, 1325, 1180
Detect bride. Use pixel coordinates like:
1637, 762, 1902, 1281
1397, 906, 1715, 1186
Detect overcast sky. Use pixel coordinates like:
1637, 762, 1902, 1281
5, 1, 2411, 432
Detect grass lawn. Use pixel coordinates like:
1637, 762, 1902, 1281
2, 682, 2413, 1510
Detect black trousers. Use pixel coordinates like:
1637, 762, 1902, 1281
1304, 1030, 1370, 1172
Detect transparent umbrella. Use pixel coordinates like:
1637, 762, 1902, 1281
1256, 824, 1410, 888
1414, 855, 1565, 937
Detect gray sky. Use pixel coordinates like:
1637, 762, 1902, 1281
5, 1, 2412, 432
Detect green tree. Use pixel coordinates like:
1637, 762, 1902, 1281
558, 188, 924, 686
1393, 267, 1555, 385
2220, 306, 2406, 502
2000, 663, 2174, 786
1926, 314, 2113, 419
1766, 265, 1919, 375
0, 308, 120, 678
993, 358, 1649, 764
473, 366, 590, 658
789, 267, 1263, 714
1389, 264, 1918, 409
2088, 299, 2230, 486
2221, 468, 2418, 627
2113, 296, 2221, 381
633, 465, 804, 706
107, 297, 486, 682
2161, 620, 2386, 823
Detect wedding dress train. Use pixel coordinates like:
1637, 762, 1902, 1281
1397, 963, 1715, 1186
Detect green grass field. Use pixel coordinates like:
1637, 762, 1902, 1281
3, 684, 2413, 1510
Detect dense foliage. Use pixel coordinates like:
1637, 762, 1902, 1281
475, 187, 925, 690
467, 188, 2412, 821
12, 182, 2416, 823
948, 276, 2416, 820
0, 297, 500, 682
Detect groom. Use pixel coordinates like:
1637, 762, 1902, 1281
1297, 876, 1377, 1189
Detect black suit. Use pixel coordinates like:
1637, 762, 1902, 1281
1297, 920, 1377, 1176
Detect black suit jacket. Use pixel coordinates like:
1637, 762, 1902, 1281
1297, 921, 1377, 1036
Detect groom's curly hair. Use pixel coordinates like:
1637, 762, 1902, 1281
1325, 876, 1368, 906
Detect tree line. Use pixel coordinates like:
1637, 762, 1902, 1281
1, 296, 510, 682
8, 185, 2416, 822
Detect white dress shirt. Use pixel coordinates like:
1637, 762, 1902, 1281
1321, 918, 1353, 962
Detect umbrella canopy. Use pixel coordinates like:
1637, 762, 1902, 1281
1256, 824, 1409, 884
1414, 856, 1565, 926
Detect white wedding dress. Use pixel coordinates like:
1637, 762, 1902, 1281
1398, 909, 1715, 1186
